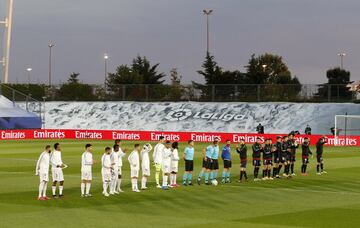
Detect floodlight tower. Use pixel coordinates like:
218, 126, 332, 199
0, 0, 14, 83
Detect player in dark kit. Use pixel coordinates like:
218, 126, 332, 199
273, 136, 282, 178
252, 138, 263, 181
262, 138, 274, 180
282, 136, 291, 178
236, 139, 248, 182
301, 137, 312, 176
316, 136, 327, 175
288, 133, 299, 176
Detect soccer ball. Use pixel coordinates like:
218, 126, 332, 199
211, 179, 218, 186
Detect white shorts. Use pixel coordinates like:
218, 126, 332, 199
142, 166, 150, 176
111, 170, 118, 181
39, 172, 49, 182
102, 172, 111, 182
171, 163, 178, 173
131, 169, 139, 178
52, 168, 64, 182
162, 163, 171, 174
81, 171, 92, 181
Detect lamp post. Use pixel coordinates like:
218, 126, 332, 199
337, 53, 346, 69
26, 67, 32, 84
203, 10, 213, 54
104, 53, 109, 88
48, 42, 55, 86
262, 64, 267, 72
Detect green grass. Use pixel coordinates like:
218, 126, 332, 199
0, 139, 359, 228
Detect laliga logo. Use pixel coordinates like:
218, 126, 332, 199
165, 108, 247, 122
165, 109, 192, 121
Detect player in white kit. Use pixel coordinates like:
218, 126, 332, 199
170, 142, 180, 187
140, 143, 153, 190
128, 144, 141, 192
110, 144, 120, 195
101, 147, 112, 197
161, 141, 172, 190
50, 143, 65, 198
114, 140, 126, 192
81, 144, 94, 197
35, 145, 51, 200
153, 136, 165, 188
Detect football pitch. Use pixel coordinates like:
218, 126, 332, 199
0, 139, 359, 228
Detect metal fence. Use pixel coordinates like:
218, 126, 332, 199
102, 84, 356, 102
0, 83, 357, 103
0, 83, 42, 116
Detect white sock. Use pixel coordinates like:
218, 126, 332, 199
162, 175, 168, 187
59, 186, 63, 195
86, 183, 91, 195
52, 186, 56, 196
39, 182, 44, 198
103, 182, 107, 193
42, 182, 47, 197
132, 179, 138, 191
173, 174, 177, 184
116, 179, 122, 191
109, 180, 114, 193
141, 176, 147, 188
81, 183, 85, 195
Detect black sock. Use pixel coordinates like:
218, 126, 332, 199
262, 170, 265, 178
290, 164, 294, 173
321, 164, 324, 171
272, 168, 277, 177
268, 169, 271, 178
278, 165, 282, 174
317, 164, 320, 172
301, 165, 304, 173
254, 168, 257, 178
244, 171, 248, 180
285, 165, 289, 175
304, 165, 307, 173
240, 171, 243, 180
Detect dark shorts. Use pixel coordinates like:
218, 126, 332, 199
212, 159, 219, 170
274, 156, 279, 164
290, 153, 296, 162
279, 156, 286, 163
202, 158, 206, 168
240, 159, 247, 168
185, 160, 194, 172
205, 157, 213, 170
263, 159, 273, 166
253, 159, 261, 167
302, 157, 309, 165
286, 152, 291, 162
317, 155, 323, 163
224, 160, 232, 169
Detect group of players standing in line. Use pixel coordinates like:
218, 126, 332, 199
34, 134, 327, 200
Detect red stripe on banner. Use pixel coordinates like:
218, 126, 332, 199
0, 129, 359, 146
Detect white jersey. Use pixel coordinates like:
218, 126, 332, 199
113, 147, 126, 167
110, 150, 119, 169
36, 151, 50, 174
101, 154, 111, 174
81, 151, 93, 172
128, 150, 140, 171
141, 144, 152, 169
162, 147, 172, 166
50, 150, 63, 168
153, 143, 165, 165
171, 148, 180, 165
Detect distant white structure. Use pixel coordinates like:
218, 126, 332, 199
0, 0, 14, 83
347, 81, 360, 99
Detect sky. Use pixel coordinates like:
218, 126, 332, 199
1, 0, 359, 85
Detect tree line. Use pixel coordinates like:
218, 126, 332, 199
3, 53, 354, 102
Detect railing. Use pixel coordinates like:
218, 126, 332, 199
1, 83, 357, 103
0, 83, 42, 117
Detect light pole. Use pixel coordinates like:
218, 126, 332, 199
262, 64, 267, 72
26, 67, 32, 84
48, 42, 55, 86
104, 53, 109, 87
337, 53, 346, 69
203, 10, 213, 54
42, 96, 46, 129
